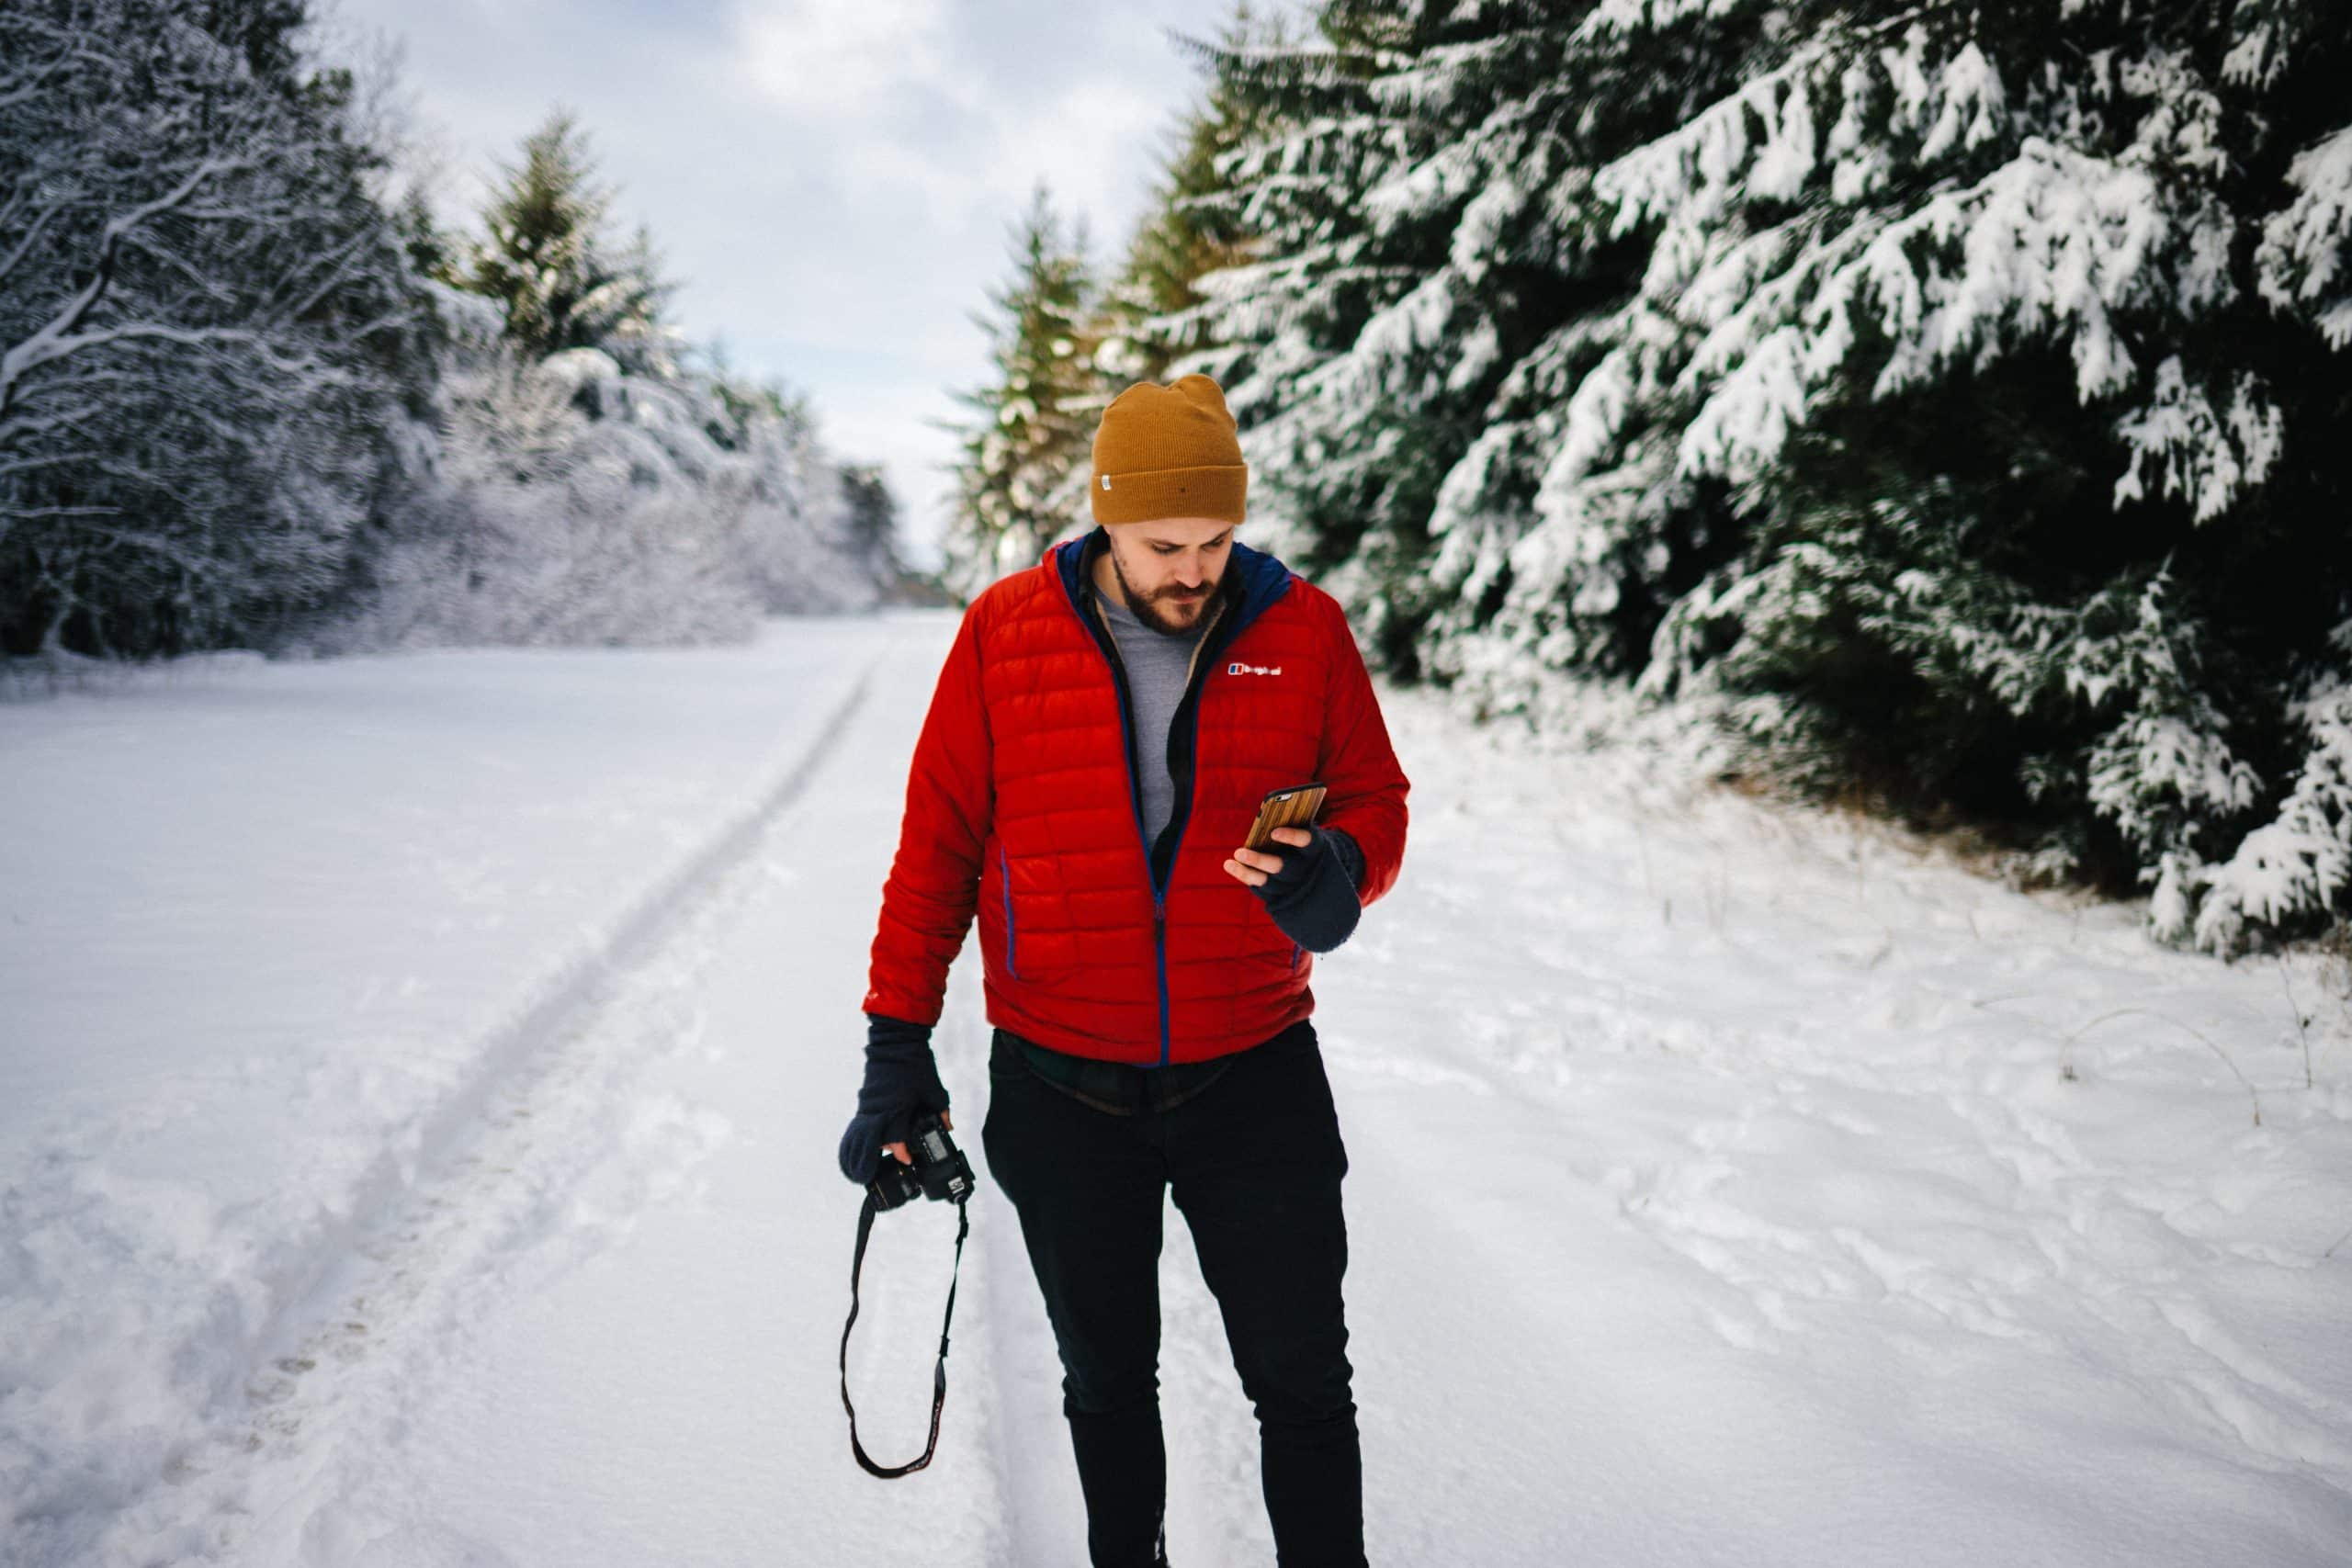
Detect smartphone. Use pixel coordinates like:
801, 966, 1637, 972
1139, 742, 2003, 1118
1244, 781, 1328, 852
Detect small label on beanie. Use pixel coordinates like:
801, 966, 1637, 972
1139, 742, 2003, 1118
1101, 475, 1111, 490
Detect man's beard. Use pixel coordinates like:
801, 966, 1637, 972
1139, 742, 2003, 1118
1111, 549, 1217, 637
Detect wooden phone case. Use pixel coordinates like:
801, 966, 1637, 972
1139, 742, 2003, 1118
1244, 782, 1328, 851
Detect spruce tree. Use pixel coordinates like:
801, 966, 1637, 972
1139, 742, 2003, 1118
1156, 1, 1734, 671
1163, 0, 2352, 952
1141, 4, 1433, 660
1099, 1, 1306, 387
461, 108, 679, 376
1560, 0, 2352, 953
838, 461, 909, 585
937, 182, 1107, 600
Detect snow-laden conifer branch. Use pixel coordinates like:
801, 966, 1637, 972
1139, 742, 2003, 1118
2189, 671, 2352, 950
1134, 0, 2351, 952
2256, 123, 2352, 349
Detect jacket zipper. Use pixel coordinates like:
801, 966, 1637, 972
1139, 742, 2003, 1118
1154, 671, 1214, 1065
1082, 577, 1227, 1068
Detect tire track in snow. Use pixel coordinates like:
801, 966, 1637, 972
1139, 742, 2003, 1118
80, 657, 883, 1565
931, 990, 1081, 1566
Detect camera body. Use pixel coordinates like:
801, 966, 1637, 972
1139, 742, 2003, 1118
868, 1111, 975, 1211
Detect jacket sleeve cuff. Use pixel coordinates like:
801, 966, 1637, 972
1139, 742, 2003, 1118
865, 1012, 935, 1051
1327, 827, 1363, 897
1257, 828, 1363, 953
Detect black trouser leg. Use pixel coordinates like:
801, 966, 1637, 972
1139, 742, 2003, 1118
1170, 1028, 1364, 1568
982, 1024, 1363, 1568
982, 1035, 1170, 1567
1066, 1404, 1169, 1568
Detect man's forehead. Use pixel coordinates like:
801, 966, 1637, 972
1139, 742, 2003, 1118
1127, 521, 1234, 548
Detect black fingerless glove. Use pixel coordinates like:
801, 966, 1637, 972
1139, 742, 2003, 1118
1250, 825, 1364, 953
838, 1013, 951, 1185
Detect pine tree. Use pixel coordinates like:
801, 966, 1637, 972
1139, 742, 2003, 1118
1098, 1, 1306, 388
936, 182, 1107, 600
1566, 0, 2352, 953
1164, 0, 2352, 952
460, 108, 680, 377
839, 461, 907, 581
1152, 0, 1609, 667
393, 186, 458, 288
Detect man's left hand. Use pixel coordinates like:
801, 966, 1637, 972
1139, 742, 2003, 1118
1223, 825, 1314, 887
1223, 824, 1364, 953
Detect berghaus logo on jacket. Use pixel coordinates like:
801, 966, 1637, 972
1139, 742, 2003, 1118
1227, 661, 1282, 676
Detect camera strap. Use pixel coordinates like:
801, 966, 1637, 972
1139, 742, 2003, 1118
838, 1189, 970, 1478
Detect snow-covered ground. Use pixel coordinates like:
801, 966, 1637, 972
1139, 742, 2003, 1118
4, 612, 2348, 1566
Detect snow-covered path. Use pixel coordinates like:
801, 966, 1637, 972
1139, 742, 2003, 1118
6, 614, 2350, 1565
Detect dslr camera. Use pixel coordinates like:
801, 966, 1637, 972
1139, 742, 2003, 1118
869, 1111, 975, 1211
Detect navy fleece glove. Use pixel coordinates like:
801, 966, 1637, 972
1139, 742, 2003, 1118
1250, 825, 1365, 953
838, 1013, 951, 1185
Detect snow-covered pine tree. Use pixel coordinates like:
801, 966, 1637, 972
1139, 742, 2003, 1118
838, 461, 924, 600
1161, 1, 1760, 674
1141, 4, 1447, 665
1098, 1, 1308, 389
937, 182, 1108, 601
332, 327, 908, 649
460, 108, 682, 378
1573, 0, 2352, 954
325, 95, 916, 649
1165, 0, 2352, 953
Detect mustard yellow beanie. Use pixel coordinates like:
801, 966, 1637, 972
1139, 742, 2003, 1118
1089, 373, 1248, 525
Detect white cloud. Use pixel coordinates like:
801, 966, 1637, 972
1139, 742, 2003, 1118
729, 2, 1164, 237
734, 0, 978, 118
987, 77, 1170, 236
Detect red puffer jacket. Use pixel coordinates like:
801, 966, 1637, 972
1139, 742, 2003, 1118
863, 526, 1409, 1065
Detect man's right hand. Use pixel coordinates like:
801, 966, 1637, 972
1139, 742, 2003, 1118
882, 1108, 954, 1168
839, 1014, 953, 1185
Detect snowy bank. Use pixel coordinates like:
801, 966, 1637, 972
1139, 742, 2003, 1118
0, 618, 903, 1562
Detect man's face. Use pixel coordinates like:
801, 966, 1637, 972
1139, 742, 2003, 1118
1105, 517, 1234, 637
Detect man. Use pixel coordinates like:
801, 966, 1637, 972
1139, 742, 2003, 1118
840, 373, 1409, 1567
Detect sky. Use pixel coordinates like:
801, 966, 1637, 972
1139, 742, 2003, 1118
322, 0, 1295, 572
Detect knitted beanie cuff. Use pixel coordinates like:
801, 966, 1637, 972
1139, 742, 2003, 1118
1089, 461, 1248, 525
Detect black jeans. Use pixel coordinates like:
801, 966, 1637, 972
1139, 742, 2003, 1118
981, 1021, 1365, 1568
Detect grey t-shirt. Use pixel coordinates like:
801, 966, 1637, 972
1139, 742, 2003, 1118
1098, 590, 1209, 845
